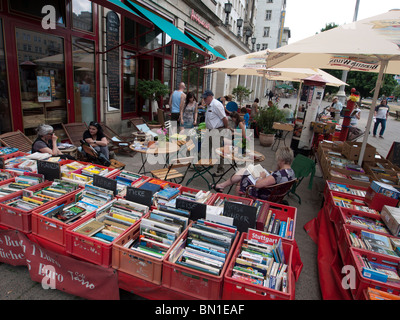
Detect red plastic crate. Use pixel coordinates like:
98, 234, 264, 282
0, 176, 47, 200
65, 201, 146, 267
162, 228, 240, 300
31, 191, 92, 247
222, 232, 294, 300
349, 247, 400, 300
0, 181, 54, 233
337, 207, 392, 241
364, 186, 399, 212
207, 193, 253, 206
324, 190, 379, 225
0, 151, 29, 161
324, 180, 368, 202
112, 221, 190, 285
0, 169, 18, 184
254, 200, 297, 243
338, 224, 400, 267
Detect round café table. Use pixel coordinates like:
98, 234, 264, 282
130, 141, 180, 174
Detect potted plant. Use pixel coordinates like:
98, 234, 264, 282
137, 79, 169, 122
254, 103, 286, 147
232, 85, 253, 107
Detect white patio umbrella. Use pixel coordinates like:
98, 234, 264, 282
265, 9, 400, 165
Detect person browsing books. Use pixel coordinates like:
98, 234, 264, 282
83, 121, 110, 164
32, 124, 75, 159
213, 146, 295, 199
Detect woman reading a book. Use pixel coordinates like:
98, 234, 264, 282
82, 122, 110, 165
213, 146, 295, 199
32, 124, 75, 159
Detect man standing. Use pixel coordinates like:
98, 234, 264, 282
329, 96, 343, 122
169, 82, 186, 122
202, 90, 229, 173
373, 99, 389, 138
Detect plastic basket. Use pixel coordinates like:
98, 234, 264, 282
364, 186, 399, 212
112, 221, 189, 285
31, 191, 92, 247
65, 204, 145, 267
0, 181, 55, 233
207, 193, 253, 206
349, 247, 400, 300
222, 232, 294, 300
161, 228, 239, 300
254, 200, 297, 243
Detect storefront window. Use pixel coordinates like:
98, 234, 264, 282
181, 49, 206, 100
16, 29, 66, 138
123, 50, 136, 114
139, 24, 163, 52
72, 37, 96, 123
72, 0, 93, 32
124, 17, 137, 46
0, 21, 11, 134
10, 0, 66, 27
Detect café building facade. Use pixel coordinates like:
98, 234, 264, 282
0, 0, 253, 140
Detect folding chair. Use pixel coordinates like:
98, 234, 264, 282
100, 122, 135, 156
289, 154, 316, 204
0, 130, 33, 153
62, 122, 88, 147
129, 117, 148, 132
245, 179, 298, 204
150, 156, 193, 184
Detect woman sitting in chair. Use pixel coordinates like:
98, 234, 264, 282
82, 121, 110, 165
213, 146, 295, 199
32, 124, 75, 159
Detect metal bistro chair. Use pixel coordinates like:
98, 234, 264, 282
289, 154, 316, 204
150, 156, 194, 184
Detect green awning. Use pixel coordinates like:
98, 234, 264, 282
186, 32, 226, 60
127, 0, 204, 52
90, 0, 152, 28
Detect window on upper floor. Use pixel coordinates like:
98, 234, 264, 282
266, 10, 272, 20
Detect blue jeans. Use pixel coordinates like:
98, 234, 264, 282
373, 118, 386, 136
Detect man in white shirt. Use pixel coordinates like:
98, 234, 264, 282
202, 90, 229, 174
329, 96, 343, 122
373, 99, 389, 138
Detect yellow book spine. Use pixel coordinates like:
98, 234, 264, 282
111, 213, 137, 224
22, 196, 44, 205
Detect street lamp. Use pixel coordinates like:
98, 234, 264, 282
251, 37, 256, 52
245, 29, 251, 44
224, 2, 232, 26
237, 18, 243, 37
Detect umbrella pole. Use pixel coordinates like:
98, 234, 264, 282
357, 59, 388, 166
294, 81, 303, 118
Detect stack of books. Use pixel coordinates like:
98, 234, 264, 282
345, 215, 390, 234
178, 190, 212, 204
0, 171, 13, 182
78, 184, 114, 211
115, 171, 142, 196
71, 198, 149, 243
0, 174, 44, 197
40, 200, 89, 224
154, 187, 180, 206
327, 182, 366, 197
1, 180, 79, 212
230, 237, 289, 292
355, 252, 400, 284
347, 229, 399, 258
211, 195, 248, 207
0, 147, 18, 155
168, 219, 237, 275
366, 287, 400, 300
264, 210, 294, 240
123, 206, 190, 259
332, 196, 379, 214
60, 161, 87, 178
4, 156, 30, 169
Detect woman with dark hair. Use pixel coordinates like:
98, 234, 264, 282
250, 98, 259, 120
230, 111, 246, 139
83, 121, 110, 164
180, 91, 198, 129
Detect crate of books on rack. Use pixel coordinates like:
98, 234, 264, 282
66, 191, 148, 267
338, 224, 400, 270
0, 149, 28, 162
222, 230, 294, 300
0, 173, 46, 199
324, 181, 368, 202
59, 160, 89, 181
0, 179, 80, 233
0, 169, 19, 184
3, 154, 33, 171
133, 177, 182, 209
113, 171, 143, 197
207, 193, 253, 207
61, 163, 120, 186
324, 190, 379, 226
31, 184, 113, 248
112, 206, 190, 285
347, 247, 400, 300
162, 219, 239, 300
363, 287, 400, 300
254, 200, 297, 243
364, 181, 400, 211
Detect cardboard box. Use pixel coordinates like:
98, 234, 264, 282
370, 180, 400, 199
342, 142, 376, 162
322, 166, 372, 188
381, 205, 400, 237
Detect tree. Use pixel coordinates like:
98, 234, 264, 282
232, 85, 253, 107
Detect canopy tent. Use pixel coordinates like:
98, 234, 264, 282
265, 9, 400, 165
